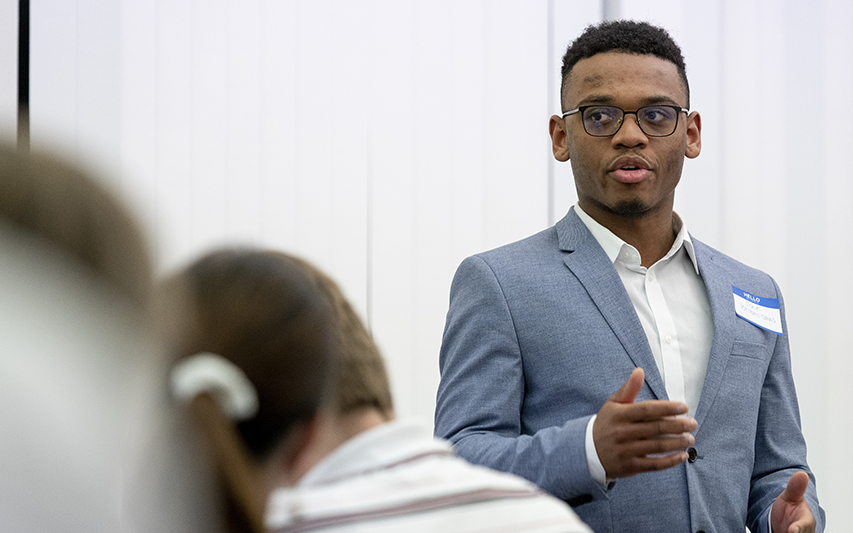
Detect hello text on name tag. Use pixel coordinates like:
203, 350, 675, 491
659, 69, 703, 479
732, 286, 783, 335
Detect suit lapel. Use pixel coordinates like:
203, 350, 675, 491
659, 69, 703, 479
691, 239, 736, 428
556, 209, 667, 401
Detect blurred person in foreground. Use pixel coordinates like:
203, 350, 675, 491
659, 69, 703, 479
166, 249, 337, 533
0, 142, 219, 532
170, 247, 592, 533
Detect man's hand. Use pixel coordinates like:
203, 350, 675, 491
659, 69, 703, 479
593, 368, 697, 478
770, 471, 816, 533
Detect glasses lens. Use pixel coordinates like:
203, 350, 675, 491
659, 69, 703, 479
637, 106, 679, 136
582, 106, 623, 136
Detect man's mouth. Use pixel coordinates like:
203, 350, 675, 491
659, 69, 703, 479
610, 158, 651, 183
612, 168, 648, 183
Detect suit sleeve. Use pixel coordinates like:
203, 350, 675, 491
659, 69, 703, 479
434, 255, 607, 503
747, 279, 826, 532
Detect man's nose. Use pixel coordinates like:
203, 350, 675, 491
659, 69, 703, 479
611, 111, 648, 147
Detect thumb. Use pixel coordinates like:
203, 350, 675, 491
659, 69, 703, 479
609, 368, 644, 404
780, 471, 809, 504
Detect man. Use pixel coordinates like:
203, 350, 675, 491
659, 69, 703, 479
434, 20, 824, 533
264, 254, 592, 532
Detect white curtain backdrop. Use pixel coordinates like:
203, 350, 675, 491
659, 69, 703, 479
13, 0, 852, 527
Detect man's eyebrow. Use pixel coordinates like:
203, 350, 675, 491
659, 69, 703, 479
575, 94, 616, 106
573, 95, 684, 108
641, 95, 683, 106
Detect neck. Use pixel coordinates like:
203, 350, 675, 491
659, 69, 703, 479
287, 406, 392, 484
579, 201, 676, 267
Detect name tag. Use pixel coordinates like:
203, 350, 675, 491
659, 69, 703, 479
732, 286, 783, 335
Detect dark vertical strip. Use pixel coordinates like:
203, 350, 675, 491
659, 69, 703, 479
17, 0, 29, 150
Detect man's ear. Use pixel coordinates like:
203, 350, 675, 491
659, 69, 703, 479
685, 111, 701, 159
268, 414, 325, 488
549, 115, 570, 162
281, 416, 321, 475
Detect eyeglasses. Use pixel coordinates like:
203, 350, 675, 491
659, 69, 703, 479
562, 105, 689, 137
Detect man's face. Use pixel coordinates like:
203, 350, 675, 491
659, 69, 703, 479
549, 52, 701, 222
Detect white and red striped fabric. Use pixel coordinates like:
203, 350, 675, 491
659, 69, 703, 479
265, 420, 591, 533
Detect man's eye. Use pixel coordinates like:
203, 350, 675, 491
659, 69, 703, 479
588, 110, 616, 124
641, 107, 673, 123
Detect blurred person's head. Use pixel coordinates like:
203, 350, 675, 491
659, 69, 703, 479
289, 255, 393, 419
168, 248, 338, 532
263, 256, 395, 488
0, 143, 217, 532
0, 143, 151, 306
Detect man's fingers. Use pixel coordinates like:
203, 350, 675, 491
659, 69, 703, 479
611, 401, 693, 424
620, 433, 695, 456
781, 471, 810, 503
612, 418, 696, 446
607, 369, 690, 419
605, 448, 690, 478
770, 472, 816, 533
597, 369, 699, 479
625, 450, 689, 473
609, 368, 645, 404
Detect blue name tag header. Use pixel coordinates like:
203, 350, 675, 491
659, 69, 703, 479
732, 287, 779, 309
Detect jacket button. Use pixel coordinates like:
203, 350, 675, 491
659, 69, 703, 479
687, 447, 698, 463
696, 530, 706, 533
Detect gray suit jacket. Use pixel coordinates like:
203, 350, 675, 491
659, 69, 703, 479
435, 207, 824, 533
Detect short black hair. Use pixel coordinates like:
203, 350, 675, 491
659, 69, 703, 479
560, 20, 689, 111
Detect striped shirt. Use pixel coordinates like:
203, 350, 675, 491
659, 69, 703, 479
265, 420, 592, 533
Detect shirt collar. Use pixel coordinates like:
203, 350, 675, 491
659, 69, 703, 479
264, 420, 455, 528
573, 203, 699, 274
297, 419, 452, 488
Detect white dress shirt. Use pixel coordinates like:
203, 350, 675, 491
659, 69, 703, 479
573, 204, 714, 487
